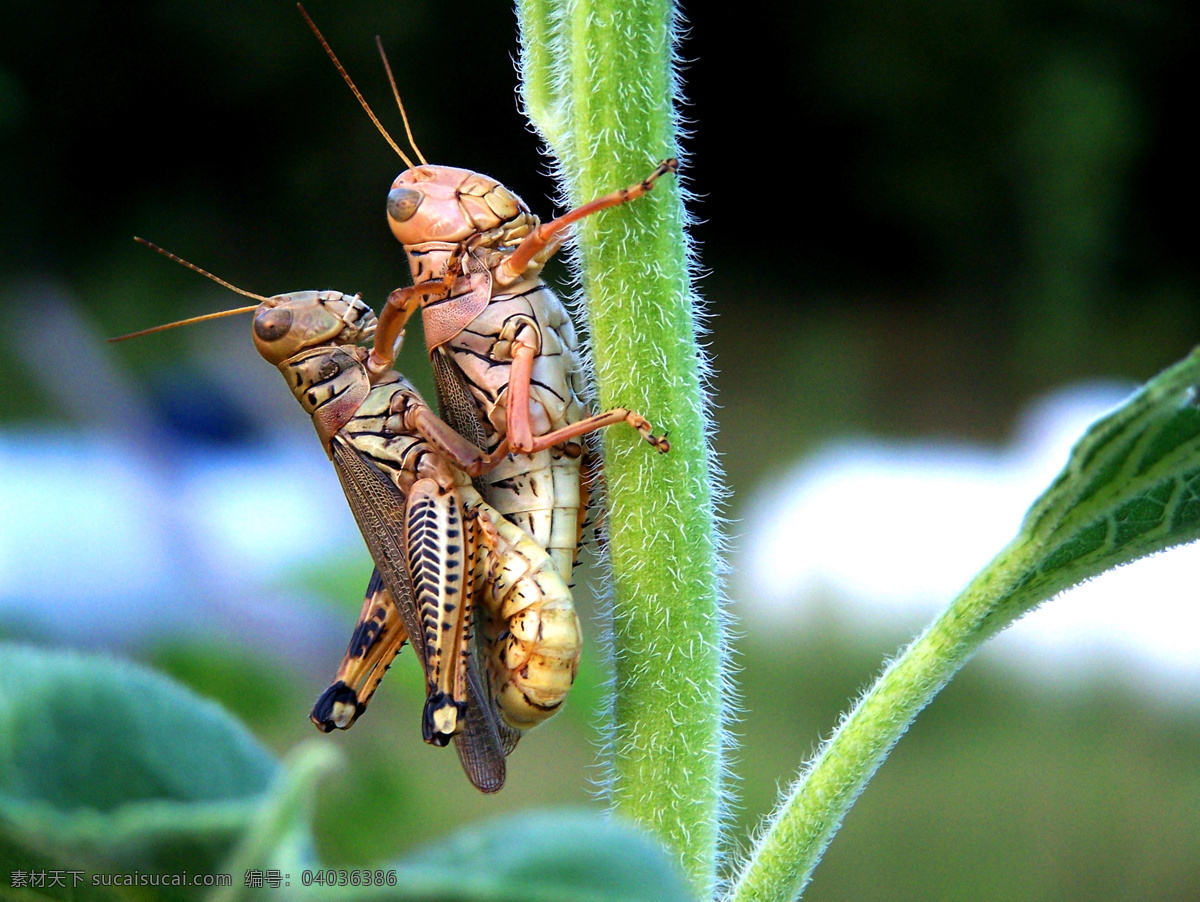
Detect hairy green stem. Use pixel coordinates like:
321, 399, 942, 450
724, 539, 1035, 902
517, 0, 727, 896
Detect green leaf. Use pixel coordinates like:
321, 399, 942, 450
999, 346, 1200, 619
381, 811, 692, 902
727, 346, 1200, 902
0, 643, 280, 900
0, 646, 688, 901
243, 810, 692, 902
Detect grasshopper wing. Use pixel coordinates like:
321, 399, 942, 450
329, 434, 507, 791
455, 649, 509, 792
330, 437, 424, 664
471, 621, 523, 755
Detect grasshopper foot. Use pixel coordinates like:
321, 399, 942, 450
422, 691, 466, 747
627, 413, 671, 453
311, 681, 365, 732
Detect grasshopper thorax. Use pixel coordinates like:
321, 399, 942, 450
280, 344, 373, 447
386, 166, 537, 283
252, 290, 377, 366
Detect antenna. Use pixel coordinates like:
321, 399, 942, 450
134, 238, 268, 303
108, 239, 265, 343
376, 36, 427, 165
297, 4, 415, 169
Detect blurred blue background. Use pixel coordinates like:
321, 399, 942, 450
2, 1, 1199, 898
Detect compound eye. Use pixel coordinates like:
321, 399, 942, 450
387, 186, 423, 222
254, 306, 293, 343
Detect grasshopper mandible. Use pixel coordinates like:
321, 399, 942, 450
300, 8, 675, 583
111, 245, 582, 793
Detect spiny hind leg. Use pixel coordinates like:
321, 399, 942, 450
311, 568, 407, 732
405, 477, 474, 748
427, 500, 498, 744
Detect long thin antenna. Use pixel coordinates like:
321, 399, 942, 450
375, 36, 426, 165
297, 4, 415, 169
108, 238, 265, 343
134, 238, 269, 303
107, 305, 260, 344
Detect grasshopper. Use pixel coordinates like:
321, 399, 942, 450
301, 8, 675, 584
111, 247, 581, 793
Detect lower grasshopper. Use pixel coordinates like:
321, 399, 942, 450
112, 248, 581, 792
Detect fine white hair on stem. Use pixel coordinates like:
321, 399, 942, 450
516, 0, 734, 895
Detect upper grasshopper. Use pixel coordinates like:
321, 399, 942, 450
111, 249, 581, 793
300, 7, 675, 584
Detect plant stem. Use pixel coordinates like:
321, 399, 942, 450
517, 0, 727, 896
724, 539, 1037, 902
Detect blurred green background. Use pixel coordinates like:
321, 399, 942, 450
2, 0, 1199, 898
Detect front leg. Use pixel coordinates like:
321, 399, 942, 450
495, 159, 678, 287
368, 282, 449, 381
370, 244, 478, 380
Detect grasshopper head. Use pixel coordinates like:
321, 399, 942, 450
252, 291, 377, 365
387, 166, 531, 254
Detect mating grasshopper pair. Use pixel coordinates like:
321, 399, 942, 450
114, 10, 676, 792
